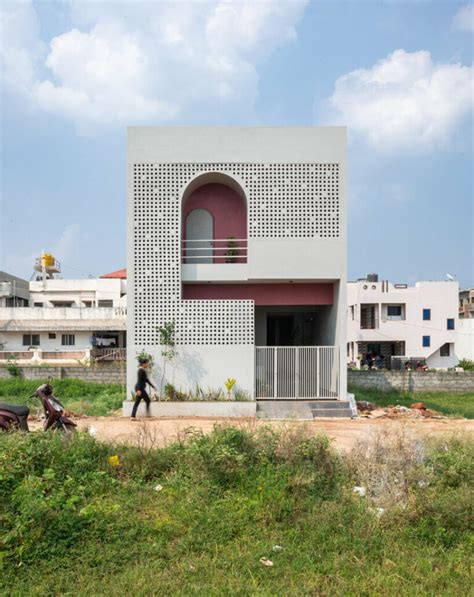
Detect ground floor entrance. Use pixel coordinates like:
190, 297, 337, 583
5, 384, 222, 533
255, 345, 339, 399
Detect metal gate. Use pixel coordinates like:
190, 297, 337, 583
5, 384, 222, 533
255, 346, 339, 399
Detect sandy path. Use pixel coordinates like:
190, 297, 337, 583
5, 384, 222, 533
74, 416, 474, 452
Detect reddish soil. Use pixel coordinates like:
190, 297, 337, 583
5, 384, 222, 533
73, 416, 474, 453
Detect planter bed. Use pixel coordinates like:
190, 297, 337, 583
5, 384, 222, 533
122, 400, 257, 418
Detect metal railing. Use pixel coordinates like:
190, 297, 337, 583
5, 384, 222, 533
182, 239, 247, 263
255, 346, 340, 399
92, 348, 126, 361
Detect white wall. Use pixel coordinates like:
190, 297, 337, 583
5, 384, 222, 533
30, 278, 126, 307
127, 345, 254, 399
0, 331, 92, 351
456, 319, 474, 361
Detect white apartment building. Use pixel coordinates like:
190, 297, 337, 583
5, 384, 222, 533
0, 267, 127, 360
347, 275, 459, 369
128, 127, 347, 406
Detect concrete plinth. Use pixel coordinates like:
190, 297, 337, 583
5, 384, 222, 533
122, 400, 257, 418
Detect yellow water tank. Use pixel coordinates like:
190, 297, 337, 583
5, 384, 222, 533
41, 253, 55, 267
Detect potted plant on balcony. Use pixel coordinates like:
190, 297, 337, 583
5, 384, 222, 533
225, 236, 238, 263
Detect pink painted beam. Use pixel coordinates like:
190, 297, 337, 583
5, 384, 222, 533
182, 283, 333, 305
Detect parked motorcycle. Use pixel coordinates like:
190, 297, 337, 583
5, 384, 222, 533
0, 383, 77, 433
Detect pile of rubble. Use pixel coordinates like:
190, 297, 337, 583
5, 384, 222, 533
356, 401, 445, 419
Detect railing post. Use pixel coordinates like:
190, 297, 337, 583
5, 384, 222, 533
295, 347, 299, 399
316, 347, 320, 398
273, 347, 278, 398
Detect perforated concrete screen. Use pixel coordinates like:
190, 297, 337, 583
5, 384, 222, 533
133, 162, 341, 346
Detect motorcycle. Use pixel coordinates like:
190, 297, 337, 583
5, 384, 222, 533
0, 383, 77, 433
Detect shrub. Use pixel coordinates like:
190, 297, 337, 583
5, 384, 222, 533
458, 358, 474, 371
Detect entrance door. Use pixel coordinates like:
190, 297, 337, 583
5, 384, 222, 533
267, 315, 295, 346
185, 209, 213, 263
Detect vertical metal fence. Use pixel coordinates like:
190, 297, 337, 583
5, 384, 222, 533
255, 346, 339, 399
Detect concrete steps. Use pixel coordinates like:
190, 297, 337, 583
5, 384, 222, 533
257, 400, 354, 420
308, 400, 353, 419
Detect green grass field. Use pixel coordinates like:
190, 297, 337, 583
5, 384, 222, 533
350, 385, 474, 419
0, 378, 124, 417
0, 425, 472, 595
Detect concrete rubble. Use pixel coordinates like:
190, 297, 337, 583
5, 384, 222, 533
356, 400, 446, 419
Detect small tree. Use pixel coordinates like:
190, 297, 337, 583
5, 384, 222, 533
157, 321, 177, 398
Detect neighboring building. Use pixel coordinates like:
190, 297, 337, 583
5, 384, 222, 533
0, 271, 30, 307
128, 126, 347, 403
347, 275, 459, 369
0, 265, 126, 359
459, 288, 474, 319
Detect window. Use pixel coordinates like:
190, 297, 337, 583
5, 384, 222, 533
22, 334, 40, 346
82, 301, 93, 308
98, 300, 113, 308
387, 305, 403, 319
447, 318, 455, 330
53, 302, 73, 308
350, 306, 354, 320
422, 336, 430, 347
33, 302, 43, 307
48, 333, 56, 340
61, 334, 75, 346
440, 343, 450, 357
422, 309, 431, 321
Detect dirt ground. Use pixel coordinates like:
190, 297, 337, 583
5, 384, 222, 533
74, 416, 474, 452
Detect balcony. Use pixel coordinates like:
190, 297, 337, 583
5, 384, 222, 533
0, 307, 127, 331
181, 239, 249, 282
360, 304, 379, 329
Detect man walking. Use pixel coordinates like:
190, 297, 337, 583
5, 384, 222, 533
131, 357, 156, 420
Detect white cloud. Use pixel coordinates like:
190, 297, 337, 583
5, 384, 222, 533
1, 0, 308, 132
325, 49, 473, 151
453, 4, 474, 32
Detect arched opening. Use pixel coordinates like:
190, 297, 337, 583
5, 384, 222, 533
185, 208, 214, 264
181, 173, 247, 264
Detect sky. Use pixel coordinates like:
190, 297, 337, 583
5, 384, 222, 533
0, 0, 473, 287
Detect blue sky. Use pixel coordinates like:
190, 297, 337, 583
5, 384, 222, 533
1, 0, 473, 287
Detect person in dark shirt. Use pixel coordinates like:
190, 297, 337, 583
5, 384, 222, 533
131, 358, 156, 420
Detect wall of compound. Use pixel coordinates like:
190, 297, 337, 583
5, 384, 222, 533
348, 370, 474, 393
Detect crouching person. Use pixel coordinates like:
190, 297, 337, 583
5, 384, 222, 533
131, 357, 156, 420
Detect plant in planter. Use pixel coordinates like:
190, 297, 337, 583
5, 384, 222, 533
157, 321, 177, 398
164, 383, 188, 401
224, 378, 237, 400
225, 236, 238, 263
6, 355, 21, 378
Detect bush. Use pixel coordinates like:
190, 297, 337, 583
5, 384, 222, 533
0, 426, 472, 595
457, 358, 474, 371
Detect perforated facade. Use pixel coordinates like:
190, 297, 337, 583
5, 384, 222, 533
133, 162, 341, 347
127, 127, 347, 402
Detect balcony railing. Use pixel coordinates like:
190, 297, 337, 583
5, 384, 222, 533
182, 239, 247, 264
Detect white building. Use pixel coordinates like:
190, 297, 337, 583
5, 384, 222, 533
128, 127, 347, 407
0, 269, 127, 361
347, 275, 460, 369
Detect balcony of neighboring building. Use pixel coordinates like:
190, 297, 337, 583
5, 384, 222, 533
0, 306, 127, 332
360, 304, 379, 329
181, 173, 248, 282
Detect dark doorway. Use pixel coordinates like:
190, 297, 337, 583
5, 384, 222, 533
267, 315, 295, 346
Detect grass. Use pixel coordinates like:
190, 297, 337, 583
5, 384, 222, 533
0, 378, 125, 417
0, 425, 472, 595
350, 385, 474, 419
